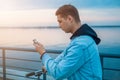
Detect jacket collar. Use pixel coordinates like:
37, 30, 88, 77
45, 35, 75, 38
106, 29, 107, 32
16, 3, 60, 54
70, 24, 101, 45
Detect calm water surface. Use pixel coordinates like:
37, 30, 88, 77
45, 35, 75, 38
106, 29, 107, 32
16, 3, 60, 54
0, 27, 120, 79
0, 27, 120, 53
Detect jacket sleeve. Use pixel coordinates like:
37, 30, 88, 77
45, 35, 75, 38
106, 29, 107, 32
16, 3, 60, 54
42, 43, 85, 80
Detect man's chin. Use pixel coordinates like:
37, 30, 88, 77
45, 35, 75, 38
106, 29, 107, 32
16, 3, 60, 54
64, 31, 69, 33
62, 29, 69, 33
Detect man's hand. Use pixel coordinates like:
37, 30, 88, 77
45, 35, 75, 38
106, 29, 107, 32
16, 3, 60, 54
33, 42, 46, 56
42, 66, 47, 73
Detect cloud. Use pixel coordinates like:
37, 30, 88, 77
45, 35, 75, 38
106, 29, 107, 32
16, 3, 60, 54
0, 0, 73, 10
79, 8, 120, 25
72, 0, 120, 8
0, 0, 120, 26
0, 8, 120, 27
0, 0, 120, 10
0, 9, 57, 27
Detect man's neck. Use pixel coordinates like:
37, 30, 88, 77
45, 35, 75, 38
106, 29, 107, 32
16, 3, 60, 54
71, 22, 81, 34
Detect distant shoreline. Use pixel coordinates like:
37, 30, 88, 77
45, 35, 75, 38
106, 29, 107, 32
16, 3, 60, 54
0, 25, 120, 29
0, 26, 59, 29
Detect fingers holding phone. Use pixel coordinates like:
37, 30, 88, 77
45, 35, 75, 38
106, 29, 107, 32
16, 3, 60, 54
33, 39, 46, 55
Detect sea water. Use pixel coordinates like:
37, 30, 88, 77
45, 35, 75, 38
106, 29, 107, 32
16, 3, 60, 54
0, 26, 120, 79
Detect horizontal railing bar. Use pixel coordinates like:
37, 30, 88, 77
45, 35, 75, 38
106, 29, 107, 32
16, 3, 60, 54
0, 72, 25, 78
0, 46, 62, 54
0, 46, 120, 57
0, 72, 36, 79
0, 46, 36, 52
103, 79, 109, 80
1, 46, 120, 58
0, 57, 41, 62
99, 53, 120, 58
0, 46, 120, 80
0, 64, 38, 71
103, 68, 120, 71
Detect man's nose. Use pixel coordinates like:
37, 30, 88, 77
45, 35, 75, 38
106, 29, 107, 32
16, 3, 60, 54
59, 25, 61, 28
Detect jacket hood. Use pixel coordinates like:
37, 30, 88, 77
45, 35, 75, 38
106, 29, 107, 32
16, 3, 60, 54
70, 24, 101, 45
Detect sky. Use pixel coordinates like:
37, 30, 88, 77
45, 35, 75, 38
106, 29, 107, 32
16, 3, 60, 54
0, 0, 120, 27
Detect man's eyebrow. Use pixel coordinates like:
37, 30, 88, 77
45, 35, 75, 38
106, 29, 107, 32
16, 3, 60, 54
57, 20, 60, 22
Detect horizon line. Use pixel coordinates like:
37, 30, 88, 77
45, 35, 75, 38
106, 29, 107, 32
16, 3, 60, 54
0, 25, 120, 29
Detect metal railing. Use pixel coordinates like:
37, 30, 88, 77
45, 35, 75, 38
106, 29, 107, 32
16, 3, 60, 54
0, 46, 61, 80
0, 46, 120, 80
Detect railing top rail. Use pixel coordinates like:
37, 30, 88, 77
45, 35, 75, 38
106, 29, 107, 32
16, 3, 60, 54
0, 46, 61, 54
0, 46, 120, 57
0, 46, 36, 52
100, 53, 120, 58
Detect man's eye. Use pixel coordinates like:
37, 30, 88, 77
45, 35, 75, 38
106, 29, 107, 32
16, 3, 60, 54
59, 21, 62, 23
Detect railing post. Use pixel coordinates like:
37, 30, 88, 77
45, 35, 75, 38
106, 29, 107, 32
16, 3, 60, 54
43, 73, 46, 80
2, 49, 6, 80
100, 56, 104, 80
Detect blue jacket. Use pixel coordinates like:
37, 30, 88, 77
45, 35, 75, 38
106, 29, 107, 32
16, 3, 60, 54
42, 24, 102, 80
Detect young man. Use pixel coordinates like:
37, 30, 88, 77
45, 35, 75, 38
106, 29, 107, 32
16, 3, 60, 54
33, 4, 102, 80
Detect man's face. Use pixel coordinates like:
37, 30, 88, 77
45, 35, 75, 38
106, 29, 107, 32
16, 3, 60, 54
57, 15, 72, 33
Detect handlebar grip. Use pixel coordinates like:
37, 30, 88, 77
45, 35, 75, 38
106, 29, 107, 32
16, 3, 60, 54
25, 72, 35, 77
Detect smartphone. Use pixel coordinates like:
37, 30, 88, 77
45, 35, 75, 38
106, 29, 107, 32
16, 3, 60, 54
33, 39, 39, 44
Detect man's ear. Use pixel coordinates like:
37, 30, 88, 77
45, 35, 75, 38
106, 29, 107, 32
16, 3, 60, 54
67, 15, 73, 22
